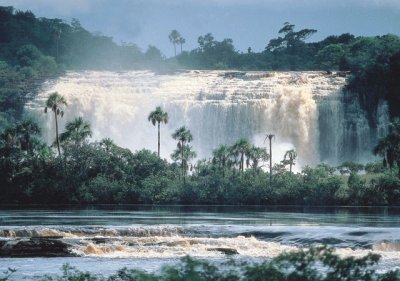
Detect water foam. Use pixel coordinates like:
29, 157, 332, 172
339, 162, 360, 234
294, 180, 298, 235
26, 70, 358, 166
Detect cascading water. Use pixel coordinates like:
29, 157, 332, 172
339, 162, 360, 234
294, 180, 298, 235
25, 70, 388, 166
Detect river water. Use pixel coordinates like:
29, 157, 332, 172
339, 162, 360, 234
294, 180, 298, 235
1, 206, 400, 279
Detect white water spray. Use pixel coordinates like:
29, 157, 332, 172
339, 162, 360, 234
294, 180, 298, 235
25, 70, 387, 166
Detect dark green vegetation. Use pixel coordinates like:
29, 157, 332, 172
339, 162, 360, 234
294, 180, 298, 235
0, 6, 167, 130
1, 247, 399, 280
1, 7, 400, 205
1, 97, 400, 205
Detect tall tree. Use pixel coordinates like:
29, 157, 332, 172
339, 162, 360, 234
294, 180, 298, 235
373, 118, 400, 177
44, 92, 67, 157
212, 144, 230, 177
178, 36, 186, 53
168, 30, 181, 56
246, 146, 269, 171
282, 149, 297, 173
60, 117, 92, 146
0, 126, 19, 154
171, 144, 197, 178
231, 138, 250, 172
99, 138, 115, 153
172, 126, 193, 179
266, 22, 317, 52
265, 134, 275, 185
16, 119, 40, 153
148, 106, 169, 157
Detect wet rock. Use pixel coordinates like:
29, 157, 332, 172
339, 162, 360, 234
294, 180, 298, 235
222, 71, 246, 78
92, 237, 107, 244
32, 236, 64, 239
207, 247, 239, 255
0, 238, 75, 257
240, 231, 288, 239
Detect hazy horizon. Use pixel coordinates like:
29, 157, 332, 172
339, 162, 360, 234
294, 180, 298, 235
1, 0, 399, 57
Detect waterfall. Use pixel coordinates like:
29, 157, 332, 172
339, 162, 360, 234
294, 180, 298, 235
25, 70, 388, 167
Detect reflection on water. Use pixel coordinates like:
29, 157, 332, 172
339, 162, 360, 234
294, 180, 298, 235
0, 205, 400, 279
1, 205, 400, 227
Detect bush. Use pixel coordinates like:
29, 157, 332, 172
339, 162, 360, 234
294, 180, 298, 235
29, 247, 400, 280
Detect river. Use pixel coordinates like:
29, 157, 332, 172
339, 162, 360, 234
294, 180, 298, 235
1, 205, 400, 279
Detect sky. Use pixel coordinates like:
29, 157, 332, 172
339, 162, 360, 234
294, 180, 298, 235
1, 0, 400, 57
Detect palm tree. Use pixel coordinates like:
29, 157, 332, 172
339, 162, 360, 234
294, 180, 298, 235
212, 144, 230, 177
99, 138, 115, 153
44, 92, 67, 156
171, 144, 197, 178
16, 119, 40, 153
168, 30, 181, 56
31, 139, 53, 164
0, 127, 19, 149
172, 126, 193, 179
246, 146, 269, 171
148, 106, 169, 157
231, 138, 250, 172
60, 117, 92, 146
178, 37, 186, 53
373, 118, 400, 177
283, 149, 297, 173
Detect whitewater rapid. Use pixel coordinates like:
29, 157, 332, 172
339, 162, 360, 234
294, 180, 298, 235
1, 207, 400, 278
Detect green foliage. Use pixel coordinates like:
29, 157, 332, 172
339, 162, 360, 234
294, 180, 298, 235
337, 161, 365, 175
30, 248, 400, 280
1, 118, 399, 206
316, 43, 346, 70
374, 118, 400, 177
60, 116, 92, 146
365, 161, 386, 174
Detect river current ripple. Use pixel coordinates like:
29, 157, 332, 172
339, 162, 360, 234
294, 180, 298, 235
0, 206, 399, 279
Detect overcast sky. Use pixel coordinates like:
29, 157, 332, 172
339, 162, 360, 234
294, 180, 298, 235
1, 0, 400, 57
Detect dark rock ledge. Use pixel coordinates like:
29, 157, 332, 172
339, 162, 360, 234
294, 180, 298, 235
207, 247, 239, 255
0, 237, 75, 257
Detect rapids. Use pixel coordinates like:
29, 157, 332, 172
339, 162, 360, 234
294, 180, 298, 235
0, 206, 400, 279
25, 70, 389, 166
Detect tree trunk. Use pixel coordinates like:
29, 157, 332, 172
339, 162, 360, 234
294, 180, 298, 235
174, 44, 176, 56
181, 141, 185, 181
397, 160, 400, 178
56, 39, 59, 61
269, 139, 272, 186
240, 153, 244, 172
157, 122, 160, 157
55, 111, 61, 157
